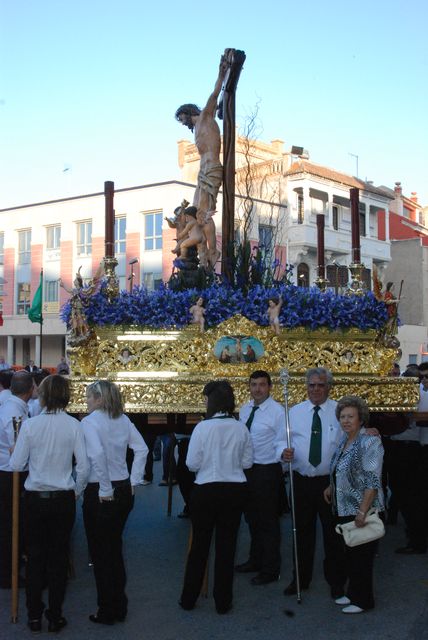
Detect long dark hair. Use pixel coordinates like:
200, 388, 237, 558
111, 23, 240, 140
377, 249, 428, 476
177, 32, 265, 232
203, 380, 235, 418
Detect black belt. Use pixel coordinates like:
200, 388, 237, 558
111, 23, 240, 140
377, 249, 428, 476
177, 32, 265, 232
28, 490, 73, 499
252, 462, 281, 468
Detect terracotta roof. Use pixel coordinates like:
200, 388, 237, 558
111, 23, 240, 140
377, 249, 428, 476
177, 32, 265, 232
285, 160, 392, 198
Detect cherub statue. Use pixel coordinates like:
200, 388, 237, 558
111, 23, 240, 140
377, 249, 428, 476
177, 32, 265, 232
118, 347, 135, 366
165, 199, 189, 235
171, 206, 205, 260
59, 262, 104, 341
267, 295, 283, 335
189, 297, 206, 332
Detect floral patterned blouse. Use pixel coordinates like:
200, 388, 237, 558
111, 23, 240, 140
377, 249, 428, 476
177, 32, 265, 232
330, 430, 384, 516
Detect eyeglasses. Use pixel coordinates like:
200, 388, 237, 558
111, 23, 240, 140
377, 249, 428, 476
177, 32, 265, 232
308, 383, 327, 389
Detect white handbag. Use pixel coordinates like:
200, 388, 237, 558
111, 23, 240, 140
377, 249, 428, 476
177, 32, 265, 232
335, 510, 385, 547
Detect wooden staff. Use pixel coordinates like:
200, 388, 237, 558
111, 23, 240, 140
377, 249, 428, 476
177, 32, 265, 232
11, 416, 23, 623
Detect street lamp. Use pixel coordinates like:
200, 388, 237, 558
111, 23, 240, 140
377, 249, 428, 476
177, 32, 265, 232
128, 258, 139, 292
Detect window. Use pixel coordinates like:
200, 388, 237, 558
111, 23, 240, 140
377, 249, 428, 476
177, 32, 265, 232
258, 224, 274, 265
144, 212, 162, 250
359, 205, 366, 237
143, 272, 163, 291
45, 280, 59, 303
332, 205, 339, 231
46, 225, 61, 250
115, 217, 126, 254
326, 264, 349, 293
297, 195, 304, 224
409, 354, 418, 365
0, 232, 4, 264
18, 230, 31, 264
17, 282, 31, 315
297, 263, 309, 287
76, 221, 92, 255
362, 268, 371, 291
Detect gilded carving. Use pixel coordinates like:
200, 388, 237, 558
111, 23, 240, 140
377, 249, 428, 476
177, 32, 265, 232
68, 316, 417, 414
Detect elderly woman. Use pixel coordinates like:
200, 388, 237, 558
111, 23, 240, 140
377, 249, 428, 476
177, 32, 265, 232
324, 395, 384, 614
180, 380, 253, 614
81, 380, 148, 625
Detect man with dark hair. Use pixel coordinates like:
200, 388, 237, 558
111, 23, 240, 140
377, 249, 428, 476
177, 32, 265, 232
236, 370, 286, 585
0, 371, 34, 588
0, 370, 13, 406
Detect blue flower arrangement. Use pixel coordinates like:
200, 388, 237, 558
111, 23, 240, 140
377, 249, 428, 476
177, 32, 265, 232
61, 283, 389, 332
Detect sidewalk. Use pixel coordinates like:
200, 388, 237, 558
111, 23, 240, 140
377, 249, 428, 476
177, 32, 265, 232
1, 463, 428, 640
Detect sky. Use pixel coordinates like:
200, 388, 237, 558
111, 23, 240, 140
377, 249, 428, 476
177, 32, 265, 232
1, 0, 427, 210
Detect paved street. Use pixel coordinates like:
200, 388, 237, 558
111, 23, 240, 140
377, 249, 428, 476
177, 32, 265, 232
1, 463, 428, 640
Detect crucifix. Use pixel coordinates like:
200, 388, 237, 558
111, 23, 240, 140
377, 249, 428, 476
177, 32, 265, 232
174, 48, 246, 279
218, 48, 246, 280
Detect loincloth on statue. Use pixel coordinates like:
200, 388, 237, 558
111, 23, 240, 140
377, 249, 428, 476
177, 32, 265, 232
197, 163, 223, 210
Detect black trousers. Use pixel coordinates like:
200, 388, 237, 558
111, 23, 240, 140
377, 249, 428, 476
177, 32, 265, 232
244, 463, 283, 576
385, 440, 426, 550
292, 472, 346, 590
0, 471, 26, 587
181, 482, 247, 611
25, 490, 76, 620
83, 481, 134, 620
336, 515, 377, 609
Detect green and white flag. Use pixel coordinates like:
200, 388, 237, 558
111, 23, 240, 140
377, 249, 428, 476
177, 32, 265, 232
28, 270, 43, 324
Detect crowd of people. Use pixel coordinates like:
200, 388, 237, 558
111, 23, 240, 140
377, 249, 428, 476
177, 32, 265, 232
0, 361, 426, 631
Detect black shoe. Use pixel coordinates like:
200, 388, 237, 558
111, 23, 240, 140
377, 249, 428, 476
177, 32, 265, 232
28, 618, 42, 633
45, 610, 67, 633
283, 581, 309, 596
395, 545, 426, 555
235, 561, 261, 573
178, 599, 195, 611
251, 573, 279, 585
89, 613, 115, 625
216, 603, 232, 614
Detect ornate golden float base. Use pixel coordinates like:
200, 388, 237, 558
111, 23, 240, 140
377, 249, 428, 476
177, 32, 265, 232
68, 316, 418, 413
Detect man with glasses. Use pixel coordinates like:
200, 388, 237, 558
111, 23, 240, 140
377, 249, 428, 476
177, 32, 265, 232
282, 367, 346, 598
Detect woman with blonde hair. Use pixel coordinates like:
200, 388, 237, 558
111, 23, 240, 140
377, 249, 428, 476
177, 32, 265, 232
81, 380, 148, 625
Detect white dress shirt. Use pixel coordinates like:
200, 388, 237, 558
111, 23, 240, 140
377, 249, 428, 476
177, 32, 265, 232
0, 389, 12, 406
239, 395, 286, 465
80, 410, 148, 497
9, 410, 89, 496
288, 397, 342, 476
186, 413, 253, 484
0, 395, 29, 471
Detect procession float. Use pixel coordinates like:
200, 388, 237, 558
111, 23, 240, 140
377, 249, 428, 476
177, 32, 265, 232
61, 49, 418, 415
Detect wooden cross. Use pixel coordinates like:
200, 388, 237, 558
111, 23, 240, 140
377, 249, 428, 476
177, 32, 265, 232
218, 49, 246, 280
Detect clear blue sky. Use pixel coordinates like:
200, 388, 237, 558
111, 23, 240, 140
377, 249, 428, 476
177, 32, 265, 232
1, 0, 427, 209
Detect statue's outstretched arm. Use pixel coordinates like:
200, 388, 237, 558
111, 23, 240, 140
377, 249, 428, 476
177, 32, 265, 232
203, 50, 232, 117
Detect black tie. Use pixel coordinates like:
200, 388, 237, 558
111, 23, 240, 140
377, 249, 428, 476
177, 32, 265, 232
246, 406, 259, 430
308, 405, 322, 467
